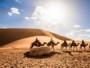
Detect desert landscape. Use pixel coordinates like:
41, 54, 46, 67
0, 0, 90, 68
0, 29, 90, 68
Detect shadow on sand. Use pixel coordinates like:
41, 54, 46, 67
63, 51, 73, 56
24, 51, 61, 59
63, 50, 90, 56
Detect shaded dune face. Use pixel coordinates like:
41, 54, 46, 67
0, 28, 71, 46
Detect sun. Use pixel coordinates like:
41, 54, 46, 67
32, 1, 72, 25
43, 1, 69, 24
46, 4, 60, 19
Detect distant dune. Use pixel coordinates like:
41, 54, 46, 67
0, 28, 71, 47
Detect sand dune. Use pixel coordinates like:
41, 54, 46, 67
0, 28, 90, 68
2, 36, 61, 49
2, 35, 89, 51
0, 28, 89, 50
0, 28, 70, 46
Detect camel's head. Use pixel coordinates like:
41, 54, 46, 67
43, 42, 47, 44
77, 43, 80, 45
86, 44, 88, 46
69, 43, 71, 45
57, 42, 60, 44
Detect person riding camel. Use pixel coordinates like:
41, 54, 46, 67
63, 39, 67, 45
72, 40, 76, 44
81, 40, 85, 45
34, 38, 41, 46
50, 38, 55, 44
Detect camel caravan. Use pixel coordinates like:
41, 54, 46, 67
30, 38, 89, 51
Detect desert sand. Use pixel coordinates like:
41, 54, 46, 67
0, 28, 90, 68
0, 49, 90, 68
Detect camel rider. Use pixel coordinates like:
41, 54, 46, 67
50, 38, 55, 44
72, 40, 76, 45
64, 39, 67, 45
82, 40, 85, 45
35, 38, 41, 46
72, 40, 75, 44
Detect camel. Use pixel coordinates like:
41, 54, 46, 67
51, 42, 59, 51
30, 42, 47, 49
89, 45, 90, 51
61, 39, 69, 51
69, 40, 79, 51
80, 40, 88, 51
30, 38, 47, 49
47, 38, 59, 51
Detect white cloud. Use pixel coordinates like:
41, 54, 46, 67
8, 12, 13, 16
73, 25, 81, 28
31, 5, 76, 28
11, 7, 20, 14
31, 6, 66, 25
31, 6, 47, 24
25, 17, 30, 20
85, 29, 90, 32
31, 6, 78, 35
66, 29, 90, 41
8, 7, 20, 16
2, 26, 7, 29
15, 0, 21, 3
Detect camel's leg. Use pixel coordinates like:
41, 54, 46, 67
75, 46, 77, 51
69, 46, 71, 51
84, 47, 86, 51
70, 47, 72, 51
73, 47, 75, 51
70, 46, 72, 51
61, 46, 62, 51
68, 46, 70, 51
49, 46, 51, 49
60, 46, 62, 50
48, 46, 50, 49
52, 46, 54, 51
69, 47, 71, 51
30, 45, 33, 50
50, 46, 52, 50
76, 47, 78, 51
72, 47, 74, 51
66, 47, 67, 51
62, 47, 64, 51
80, 46, 82, 51
51, 46, 52, 50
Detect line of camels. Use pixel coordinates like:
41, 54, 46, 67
30, 38, 90, 51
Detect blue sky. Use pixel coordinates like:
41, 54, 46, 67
0, 0, 90, 40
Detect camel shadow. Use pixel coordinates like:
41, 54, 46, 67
69, 51, 83, 53
24, 51, 61, 59
63, 51, 73, 56
69, 50, 90, 53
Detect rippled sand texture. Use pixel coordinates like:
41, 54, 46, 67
0, 49, 90, 68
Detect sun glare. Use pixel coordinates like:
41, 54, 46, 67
46, 4, 60, 19
32, 1, 73, 26
43, 1, 69, 24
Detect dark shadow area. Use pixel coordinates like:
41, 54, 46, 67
84, 51, 90, 52
79, 51, 90, 52
69, 50, 90, 53
24, 51, 61, 59
0, 29, 47, 46
63, 51, 73, 56
69, 51, 83, 53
